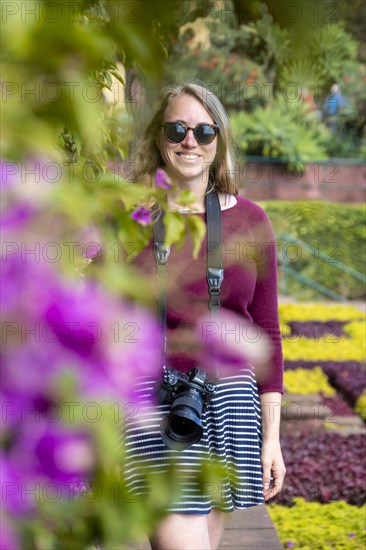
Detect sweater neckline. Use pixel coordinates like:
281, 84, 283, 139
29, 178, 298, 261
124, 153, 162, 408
172, 196, 238, 215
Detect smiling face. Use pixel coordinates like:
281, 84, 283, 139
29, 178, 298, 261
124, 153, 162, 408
156, 94, 218, 189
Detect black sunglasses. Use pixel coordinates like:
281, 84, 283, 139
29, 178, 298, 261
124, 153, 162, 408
161, 122, 219, 145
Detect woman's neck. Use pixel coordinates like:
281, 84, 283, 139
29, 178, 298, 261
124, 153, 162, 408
167, 181, 209, 212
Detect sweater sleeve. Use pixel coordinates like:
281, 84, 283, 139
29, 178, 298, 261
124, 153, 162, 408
247, 207, 284, 394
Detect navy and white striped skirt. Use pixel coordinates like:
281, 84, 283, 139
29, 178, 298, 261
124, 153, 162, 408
121, 367, 264, 514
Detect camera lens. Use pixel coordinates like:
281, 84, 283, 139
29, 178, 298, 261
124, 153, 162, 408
170, 416, 195, 437
160, 388, 204, 450
161, 412, 202, 451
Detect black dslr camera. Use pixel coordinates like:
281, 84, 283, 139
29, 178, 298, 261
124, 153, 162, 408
158, 366, 216, 451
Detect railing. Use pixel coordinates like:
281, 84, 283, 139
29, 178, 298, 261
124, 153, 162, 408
277, 232, 366, 302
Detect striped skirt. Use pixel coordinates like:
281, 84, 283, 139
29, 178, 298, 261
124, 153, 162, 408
121, 367, 265, 514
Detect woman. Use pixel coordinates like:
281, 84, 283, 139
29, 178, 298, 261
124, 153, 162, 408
123, 81, 286, 550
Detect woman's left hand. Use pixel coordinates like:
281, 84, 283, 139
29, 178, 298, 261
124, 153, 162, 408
261, 438, 286, 501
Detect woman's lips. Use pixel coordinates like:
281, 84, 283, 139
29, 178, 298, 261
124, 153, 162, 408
176, 152, 201, 162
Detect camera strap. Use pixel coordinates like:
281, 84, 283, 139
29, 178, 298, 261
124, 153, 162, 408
153, 185, 224, 367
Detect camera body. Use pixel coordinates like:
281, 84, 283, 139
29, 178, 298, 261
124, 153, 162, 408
158, 365, 216, 450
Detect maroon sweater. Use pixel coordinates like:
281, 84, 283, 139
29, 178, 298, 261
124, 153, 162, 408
133, 196, 284, 394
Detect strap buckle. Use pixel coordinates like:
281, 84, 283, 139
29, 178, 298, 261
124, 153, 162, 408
207, 267, 224, 292
154, 243, 170, 265
207, 267, 224, 310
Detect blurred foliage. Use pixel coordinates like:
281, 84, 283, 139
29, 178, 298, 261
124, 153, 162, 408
1, 0, 207, 272
260, 201, 366, 300
339, 0, 366, 62
0, 2, 206, 547
268, 499, 366, 549
1, 0, 173, 163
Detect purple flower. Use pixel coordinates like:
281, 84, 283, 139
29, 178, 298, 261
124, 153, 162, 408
33, 426, 96, 482
2, 252, 162, 404
0, 512, 19, 550
103, 301, 162, 401
0, 453, 36, 516
348, 533, 355, 538
286, 543, 295, 548
45, 282, 103, 359
1, 202, 34, 231
44, 280, 163, 395
155, 168, 171, 189
0, 161, 19, 190
76, 225, 103, 261
1, 342, 72, 399
131, 206, 152, 225
0, 252, 58, 318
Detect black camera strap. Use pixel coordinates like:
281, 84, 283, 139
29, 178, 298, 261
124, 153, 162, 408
153, 186, 224, 372
153, 214, 170, 358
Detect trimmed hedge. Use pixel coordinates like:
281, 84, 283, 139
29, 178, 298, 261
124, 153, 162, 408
285, 360, 366, 406
320, 395, 357, 417
287, 321, 348, 339
281, 331, 365, 362
273, 432, 366, 506
268, 499, 366, 549
284, 367, 335, 396
260, 201, 366, 300
278, 303, 365, 324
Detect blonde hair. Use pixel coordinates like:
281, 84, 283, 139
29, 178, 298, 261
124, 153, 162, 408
133, 81, 238, 195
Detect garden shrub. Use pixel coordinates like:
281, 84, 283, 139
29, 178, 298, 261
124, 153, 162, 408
285, 360, 366, 406
268, 499, 366, 549
286, 321, 348, 339
273, 432, 365, 506
344, 320, 366, 341
284, 367, 335, 396
231, 98, 331, 169
320, 395, 357, 417
322, 361, 366, 404
260, 202, 366, 300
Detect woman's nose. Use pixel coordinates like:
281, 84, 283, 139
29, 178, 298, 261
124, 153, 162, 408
181, 128, 197, 147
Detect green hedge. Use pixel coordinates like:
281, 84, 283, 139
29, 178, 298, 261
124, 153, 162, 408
259, 201, 366, 300
268, 499, 366, 549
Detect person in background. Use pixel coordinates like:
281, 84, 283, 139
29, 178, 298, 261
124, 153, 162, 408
323, 83, 350, 132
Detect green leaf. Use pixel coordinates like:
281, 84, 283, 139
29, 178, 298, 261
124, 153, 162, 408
109, 70, 125, 85
163, 211, 186, 247
114, 181, 151, 209
186, 215, 206, 259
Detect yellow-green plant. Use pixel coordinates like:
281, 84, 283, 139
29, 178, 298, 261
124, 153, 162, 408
282, 330, 366, 362
284, 367, 335, 395
355, 391, 366, 421
268, 499, 366, 549
278, 303, 365, 324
